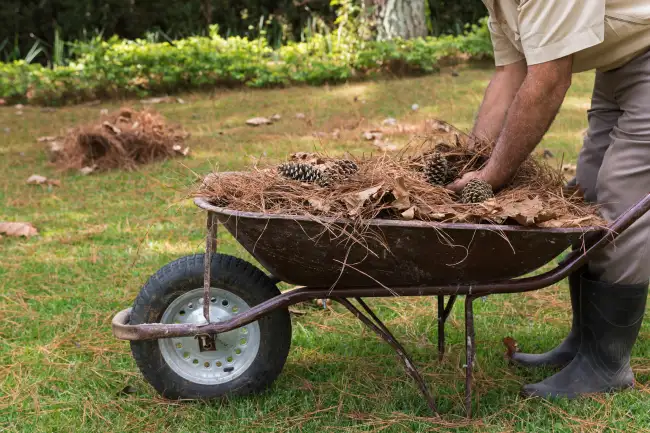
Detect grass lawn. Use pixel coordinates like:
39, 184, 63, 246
2, 65, 650, 433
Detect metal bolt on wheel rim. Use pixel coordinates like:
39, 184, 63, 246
159, 288, 261, 385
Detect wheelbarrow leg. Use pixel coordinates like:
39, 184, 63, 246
203, 212, 217, 323
464, 296, 476, 417
334, 297, 438, 415
437, 295, 457, 361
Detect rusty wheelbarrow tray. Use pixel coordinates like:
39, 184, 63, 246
112, 193, 650, 416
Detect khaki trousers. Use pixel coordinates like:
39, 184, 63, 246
576, 49, 650, 285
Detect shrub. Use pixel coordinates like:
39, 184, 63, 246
0, 20, 493, 106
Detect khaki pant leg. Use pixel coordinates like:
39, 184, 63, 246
576, 72, 622, 202
588, 51, 650, 285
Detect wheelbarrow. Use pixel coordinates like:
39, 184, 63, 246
112, 193, 650, 416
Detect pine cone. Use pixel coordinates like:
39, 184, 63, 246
424, 153, 449, 186
461, 179, 494, 204
278, 162, 326, 185
333, 159, 358, 176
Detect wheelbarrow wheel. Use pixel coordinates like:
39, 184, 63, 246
129, 253, 291, 400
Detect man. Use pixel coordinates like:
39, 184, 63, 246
448, 1, 650, 399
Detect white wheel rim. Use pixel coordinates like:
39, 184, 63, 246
158, 288, 261, 385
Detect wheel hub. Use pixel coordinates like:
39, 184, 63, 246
158, 288, 261, 385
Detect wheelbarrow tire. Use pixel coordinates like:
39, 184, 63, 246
129, 253, 291, 400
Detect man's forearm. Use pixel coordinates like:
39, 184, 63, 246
473, 60, 527, 143
482, 57, 573, 188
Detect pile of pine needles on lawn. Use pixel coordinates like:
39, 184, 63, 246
196, 122, 603, 229
47, 107, 190, 172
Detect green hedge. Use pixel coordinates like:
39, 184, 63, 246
0, 20, 492, 106
2, 0, 486, 64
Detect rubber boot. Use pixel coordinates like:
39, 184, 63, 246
521, 275, 648, 399
510, 269, 583, 368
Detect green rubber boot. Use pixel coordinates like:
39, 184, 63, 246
510, 269, 583, 368
521, 275, 648, 399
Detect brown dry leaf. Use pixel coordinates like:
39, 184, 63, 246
499, 197, 556, 226
172, 145, 191, 156
373, 139, 398, 151
140, 96, 173, 105
26, 174, 60, 187
308, 198, 331, 213
246, 117, 272, 126
0, 222, 38, 237
343, 184, 383, 216
391, 177, 411, 210
26, 174, 47, 184
363, 130, 382, 141
538, 216, 600, 228
103, 121, 121, 135
562, 163, 577, 177
401, 206, 416, 220
427, 119, 451, 133
503, 336, 519, 359
37, 136, 59, 142
80, 165, 97, 175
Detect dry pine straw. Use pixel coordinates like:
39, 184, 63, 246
196, 123, 604, 229
49, 107, 190, 171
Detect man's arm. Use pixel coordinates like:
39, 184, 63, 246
449, 55, 573, 192
472, 59, 527, 143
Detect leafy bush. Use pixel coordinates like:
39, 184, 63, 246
0, 20, 493, 106
1, 0, 486, 64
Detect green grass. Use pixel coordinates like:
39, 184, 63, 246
2, 66, 649, 433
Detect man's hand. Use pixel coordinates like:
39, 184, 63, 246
447, 171, 485, 193
457, 56, 574, 193
472, 60, 527, 144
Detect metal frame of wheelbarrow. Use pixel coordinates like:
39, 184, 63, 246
112, 193, 650, 417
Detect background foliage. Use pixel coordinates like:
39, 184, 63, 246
1, 0, 486, 64
0, 19, 492, 106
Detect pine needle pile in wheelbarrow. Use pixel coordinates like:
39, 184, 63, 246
196, 123, 604, 229
47, 107, 190, 172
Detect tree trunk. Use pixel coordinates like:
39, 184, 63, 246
372, 0, 428, 40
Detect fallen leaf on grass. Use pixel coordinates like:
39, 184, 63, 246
79, 165, 98, 175
246, 117, 272, 126
363, 130, 382, 141
0, 222, 38, 237
140, 96, 173, 105
373, 139, 398, 151
503, 336, 519, 360
37, 136, 59, 142
26, 174, 60, 187
172, 145, 191, 156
